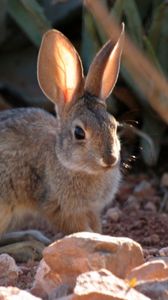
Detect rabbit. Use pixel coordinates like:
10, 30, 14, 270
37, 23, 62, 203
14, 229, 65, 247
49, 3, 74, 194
0, 24, 124, 236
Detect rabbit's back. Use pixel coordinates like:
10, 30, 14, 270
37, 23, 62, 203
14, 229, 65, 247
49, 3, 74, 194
0, 107, 56, 140
0, 107, 57, 192
0, 108, 57, 232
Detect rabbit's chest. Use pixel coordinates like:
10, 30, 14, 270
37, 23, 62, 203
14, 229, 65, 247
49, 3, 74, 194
49, 165, 121, 213
92, 167, 121, 212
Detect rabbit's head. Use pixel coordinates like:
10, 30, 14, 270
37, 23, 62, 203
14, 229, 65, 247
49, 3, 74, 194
37, 25, 124, 174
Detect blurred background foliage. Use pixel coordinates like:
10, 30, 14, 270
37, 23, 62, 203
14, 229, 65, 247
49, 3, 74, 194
0, 0, 167, 167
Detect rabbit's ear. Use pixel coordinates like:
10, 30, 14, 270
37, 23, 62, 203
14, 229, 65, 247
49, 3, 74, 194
37, 30, 84, 105
85, 24, 125, 101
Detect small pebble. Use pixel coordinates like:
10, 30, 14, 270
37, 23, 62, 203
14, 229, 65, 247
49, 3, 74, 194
0, 254, 20, 285
150, 196, 161, 204
134, 180, 154, 197
143, 237, 152, 246
143, 234, 160, 246
105, 207, 121, 222
151, 234, 160, 244
134, 180, 151, 193
102, 219, 108, 226
130, 220, 143, 230
148, 248, 159, 255
126, 196, 140, 211
159, 247, 168, 257
127, 195, 137, 203
144, 201, 157, 212
143, 248, 159, 260
161, 173, 168, 187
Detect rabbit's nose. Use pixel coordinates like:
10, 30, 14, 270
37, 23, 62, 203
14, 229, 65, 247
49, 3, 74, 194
101, 153, 118, 168
106, 155, 117, 166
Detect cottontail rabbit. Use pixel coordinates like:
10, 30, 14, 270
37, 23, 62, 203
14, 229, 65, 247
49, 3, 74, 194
0, 25, 124, 235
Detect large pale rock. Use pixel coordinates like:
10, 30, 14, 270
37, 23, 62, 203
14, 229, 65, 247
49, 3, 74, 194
0, 254, 19, 285
47, 270, 151, 300
44, 232, 144, 280
127, 259, 168, 282
0, 287, 41, 299
67, 269, 150, 300
32, 232, 143, 298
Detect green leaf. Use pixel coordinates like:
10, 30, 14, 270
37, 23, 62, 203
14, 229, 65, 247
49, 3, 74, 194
143, 36, 163, 74
0, 0, 8, 44
110, 0, 124, 22
81, 8, 101, 72
140, 110, 166, 166
152, 0, 163, 10
7, 0, 51, 47
93, 0, 108, 45
0, 46, 52, 111
120, 64, 148, 109
149, 2, 168, 76
123, 0, 143, 48
134, 0, 153, 21
44, 0, 82, 25
110, 0, 143, 47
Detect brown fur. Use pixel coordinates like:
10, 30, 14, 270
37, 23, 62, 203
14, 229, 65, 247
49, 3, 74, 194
0, 27, 124, 234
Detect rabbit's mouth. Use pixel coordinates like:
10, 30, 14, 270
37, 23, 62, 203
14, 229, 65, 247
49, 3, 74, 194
57, 152, 119, 175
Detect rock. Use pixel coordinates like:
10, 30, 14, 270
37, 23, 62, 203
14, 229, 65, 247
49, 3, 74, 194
126, 195, 140, 211
134, 180, 154, 197
161, 173, 168, 187
150, 234, 160, 244
55, 296, 72, 300
31, 259, 61, 299
33, 232, 144, 298
127, 259, 168, 282
71, 269, 150, 300
45, 284, 71, 300
143, 234, 160, 246
0, 240, 44, 262
44, 232, 144, 280
0, 254, 20, 285
105, 207, 121, 222
143, 248, 159, 260
159, 247, 168, 257
136, 279, 168, 300
149, 256, 168, 266
144, 202, 156, 212
0, 287, 41, 299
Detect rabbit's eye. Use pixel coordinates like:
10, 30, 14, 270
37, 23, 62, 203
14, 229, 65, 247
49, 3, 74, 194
74, 126, 85, 140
